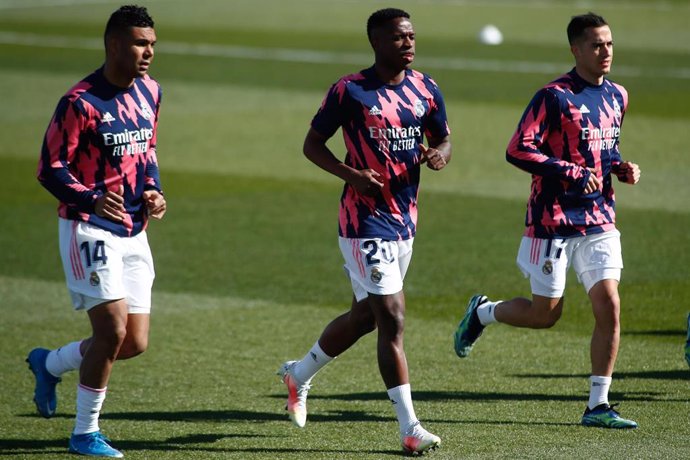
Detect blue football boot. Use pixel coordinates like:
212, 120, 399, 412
26, 348, 61, 418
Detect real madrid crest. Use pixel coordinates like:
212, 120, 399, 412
140, 102, 153, 120
89, 271, 101, 286
612, 98, 621, 119
414, 99, 425, 117
370, 267, 383, 283
542, 260, 553, 275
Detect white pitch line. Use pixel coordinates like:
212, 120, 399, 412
1, 31, 689, 80
0, 0, 683, 12
0, 0, 113, 9
407, 0, 683, 12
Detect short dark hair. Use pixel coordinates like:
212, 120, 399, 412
366, 8, 410, 41
104, 5, 154, 45
567, 12, 607, 44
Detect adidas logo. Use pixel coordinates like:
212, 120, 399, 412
579, 104, 590, 114
101, 112, 116, 123
369, 105, 382, 116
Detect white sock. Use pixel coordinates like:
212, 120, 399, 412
387, 383, 418, 434
292, 341, 334, 384
74, 384, 106, 435
477, 301, 501, 326
588, 375, 612, 410
46, 341, 83, 378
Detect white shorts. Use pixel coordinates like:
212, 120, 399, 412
516, 230, 623, 298
339, 237, 413, 302
58, 218, 155, 313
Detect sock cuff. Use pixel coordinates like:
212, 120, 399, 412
387, 383, 411, 394
590, 375, 612, 385
75, 340, 85, 358
477, 301, 500, 326
314, 341, 335, 361
78, 384, 107, 393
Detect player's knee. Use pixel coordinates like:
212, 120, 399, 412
378, 309, 405, 337
529, 297, 563, 328
538, 313, 561, 328
593, 296, 621, 331
93, 325, 128, 358
351, 310, 376, 335
126, 338, 148, 358
118, 335, 148, 359
357, 314, 377, 334
532, 308, 562, 328
369, 295, 405, 337
136, 336, 149, 354
597, 293, 620, 312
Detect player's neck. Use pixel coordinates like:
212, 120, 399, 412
574, 66, 605, 86
373, 63, 406, 86
103, 63, 136, 89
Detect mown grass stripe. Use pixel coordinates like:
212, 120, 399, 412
1, 31, 689, 80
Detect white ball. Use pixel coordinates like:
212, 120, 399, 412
478, 24, 503, 45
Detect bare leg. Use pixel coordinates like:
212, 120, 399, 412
369, 291, 407, 388
280, 296, 377, 429
80, 312, 150, 361
588, 279, 620, 376
79, 300, 128, 388
318, 296, 376, 357
494, 295, 564, 329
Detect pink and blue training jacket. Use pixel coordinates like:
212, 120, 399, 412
312, 66, 450, 240
38, 67, 162, 237
507, 68, 627, 239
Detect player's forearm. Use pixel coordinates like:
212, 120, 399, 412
144, 159, 163, 193
428, 137, 451, 164
304, 144, 358, 183
506, 145, 588, 185
303, 129, 359, 184
38, 167, 102, 212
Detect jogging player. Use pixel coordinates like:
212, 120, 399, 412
28, 5, 165, 457
278, 8, 450, 455
453, 12, 640, 430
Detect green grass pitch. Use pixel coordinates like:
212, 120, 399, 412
1, 0, 688, 458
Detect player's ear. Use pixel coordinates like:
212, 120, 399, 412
105, 37, 114, 56
368, 28, 380, 50
104, 33, 120, 57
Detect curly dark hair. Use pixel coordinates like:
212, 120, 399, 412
104, 5, 154, 44
567, 12, 607, 44
366, 8, 410, 41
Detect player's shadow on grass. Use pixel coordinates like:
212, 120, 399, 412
18, 408, 392, 424
514, 369, 689, 380
99, 408, 395, 424
309, 391, 583, 403
0, 434, 259, 455
0, 438, 66, 456
0, 435, 401, 457
308, 389, 687, 403
624, 328, 685, 337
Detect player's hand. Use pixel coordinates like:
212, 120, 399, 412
419, 144, 447, 170
350, 169, 384, 196
95, 185, 126, 222
614, 161, 641, 185
143, 190, 166, 219
583, 168, 600, 194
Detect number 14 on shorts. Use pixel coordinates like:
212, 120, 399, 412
80, 240, 108, 267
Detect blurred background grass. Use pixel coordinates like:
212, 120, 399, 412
1, 1, 688, 458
